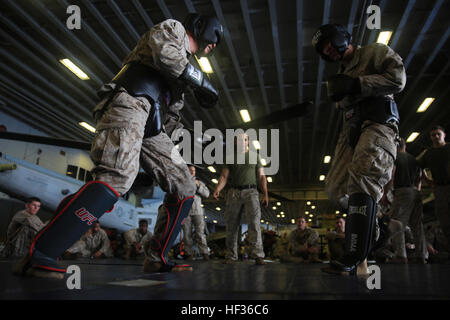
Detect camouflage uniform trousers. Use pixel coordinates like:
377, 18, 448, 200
182, 214, 209, 256
434, 185, 450, 248
1, 225, 37, 258
225, 188, 264, 260
388, 187, 427, 259
90, 88, 196, 263
326, 120, 398, 204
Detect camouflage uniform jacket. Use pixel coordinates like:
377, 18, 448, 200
337, 42, 406, 110
95, 19, 192, 136
123, 228, 152, 246
289, 227, 319, 248
189, 179, 210, 216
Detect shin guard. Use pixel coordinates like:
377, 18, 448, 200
332, 193, 377, 272
27, 181, 119, 273
150, 194, 194, 270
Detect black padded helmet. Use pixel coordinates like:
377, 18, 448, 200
312, 24, 351, 61
183, 13, 223, 56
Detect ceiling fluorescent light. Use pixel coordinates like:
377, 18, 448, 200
79, 121, 96, 133
60, 58, 89, 80
196, 56, 213, 73
240, 109, 251, 123
406, 132, 420, 143
417, 97, 435, 113
324, 155, 331, 163
376, 31, 392, 45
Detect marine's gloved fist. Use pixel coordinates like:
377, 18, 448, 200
180, 63, 218, 108
326, 74, 361, 102
193, 86, 218, 109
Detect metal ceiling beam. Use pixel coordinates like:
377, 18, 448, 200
0, 29, 97, 109
401, 67, 450, 137
81, 0, 131, 57
356, 0, 372, 45
132, 0, 154, 30
308, 0, 331, 181
389, 0, 416, 50
0, 53, 93, 121
0, 103, 68, 138
0, 79, 92, 141
209, 56, 241, 124
240, 0, 270, 114
211, 0, 255, 116
31, 0, 114, 80
403, 0, 444, 69
4, 0, 103, 86
156, 0, 174, 19
0, 12, 98, 99
296, 0, 304, 182
108, 0, 141, 43
0, 92, 76, 140
268, 0, 286, 110
267, 0, 294, 185
58, 0, 123, 68
183, 0, 196, 13
0, 103, 69, 140
398, 25, 450, 115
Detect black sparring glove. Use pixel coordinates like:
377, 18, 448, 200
180, 63, 218, 109
326, 74, 361, 102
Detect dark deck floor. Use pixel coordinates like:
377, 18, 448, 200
1, 258, 450, 300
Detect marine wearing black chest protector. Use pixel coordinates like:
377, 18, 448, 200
312, 24, 406, 275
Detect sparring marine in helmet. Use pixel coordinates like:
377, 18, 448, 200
311, 23, 405, 276
183, 13, 224, 56
312, 24, 352, 62
178, 14, 224, 109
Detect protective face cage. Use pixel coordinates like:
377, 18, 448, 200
312, 24, 352, 61
183, 13, 224, 56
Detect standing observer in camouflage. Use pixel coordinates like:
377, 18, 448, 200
182, 165, 210, 260
312, 23, 406, 275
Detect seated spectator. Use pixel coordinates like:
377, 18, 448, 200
64, 222, 113, 259
262, 230, 278, 259
107, 228, 126, 258
325, 217, 346, 261
281, 217, 321, 263
272, 232, 289, 260
425, 221, 449, 263
123, 220, 152, 259
1, 197, 45, 258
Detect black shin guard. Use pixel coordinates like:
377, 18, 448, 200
150, 194, 194, 269
331, 193, 377, 273
27, 181, 119, 273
